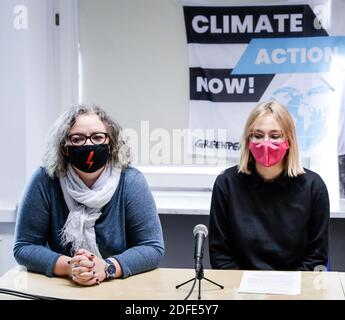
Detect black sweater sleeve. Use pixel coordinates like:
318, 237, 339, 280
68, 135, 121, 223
297, 182, 330, 271
209, 176, 239, 269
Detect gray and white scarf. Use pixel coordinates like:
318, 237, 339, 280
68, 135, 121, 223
59, 164, 121, 258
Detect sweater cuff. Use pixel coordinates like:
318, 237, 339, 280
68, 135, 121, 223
113, 255, 132, 279
45, 253, 62, 277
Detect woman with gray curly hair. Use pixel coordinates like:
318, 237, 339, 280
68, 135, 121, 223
13, 105, 164, 286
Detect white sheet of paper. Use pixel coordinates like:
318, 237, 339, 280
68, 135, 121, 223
238, 271, 302, 295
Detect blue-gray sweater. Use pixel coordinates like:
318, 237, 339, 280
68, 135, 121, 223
13, 166, 165, 278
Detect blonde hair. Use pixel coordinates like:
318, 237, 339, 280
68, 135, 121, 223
238, 101, 305, 177
42, 105, 130, 178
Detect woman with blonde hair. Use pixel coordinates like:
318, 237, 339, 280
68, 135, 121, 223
209, 101, 329, 271
14, 105, 164, 285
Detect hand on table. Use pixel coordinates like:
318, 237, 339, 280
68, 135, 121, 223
69, 249, 107, 286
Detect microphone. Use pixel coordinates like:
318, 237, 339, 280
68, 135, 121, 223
176, 224, 223, 299
193, 224, 208, 274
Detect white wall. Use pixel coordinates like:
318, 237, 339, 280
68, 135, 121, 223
0, 0, 79, 210
79, 0, 189, 133
1, 0, 28, 209
0, 0, 60, 209
0, 0, 59, 275
0, 0, 79, 275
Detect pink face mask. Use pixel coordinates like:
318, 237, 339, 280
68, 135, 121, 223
249, 140, 289, 167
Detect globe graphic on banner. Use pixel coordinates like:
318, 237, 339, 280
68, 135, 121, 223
270, 86, 331, 151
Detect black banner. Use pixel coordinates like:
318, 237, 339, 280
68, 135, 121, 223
184, 5, 328, 44
190, 68, 274, 102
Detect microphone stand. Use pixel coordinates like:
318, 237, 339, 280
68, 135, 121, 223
176, 258, 224, 300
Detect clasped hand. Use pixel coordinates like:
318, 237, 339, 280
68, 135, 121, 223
69, 249, 107, 286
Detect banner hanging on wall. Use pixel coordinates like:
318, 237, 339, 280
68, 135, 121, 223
184, 0, 345, 158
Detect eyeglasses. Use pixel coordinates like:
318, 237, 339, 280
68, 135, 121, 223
68, 132, 108, 146
249, 131, 284, 144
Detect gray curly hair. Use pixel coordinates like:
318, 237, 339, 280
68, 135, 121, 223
42, 105, 130, 178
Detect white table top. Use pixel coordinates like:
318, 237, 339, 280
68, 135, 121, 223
1, 267, 344, 300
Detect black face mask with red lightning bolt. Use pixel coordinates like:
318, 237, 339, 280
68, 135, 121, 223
67, 144, 110, 173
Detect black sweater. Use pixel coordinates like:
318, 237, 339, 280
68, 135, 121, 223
209, 165, 329, 271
